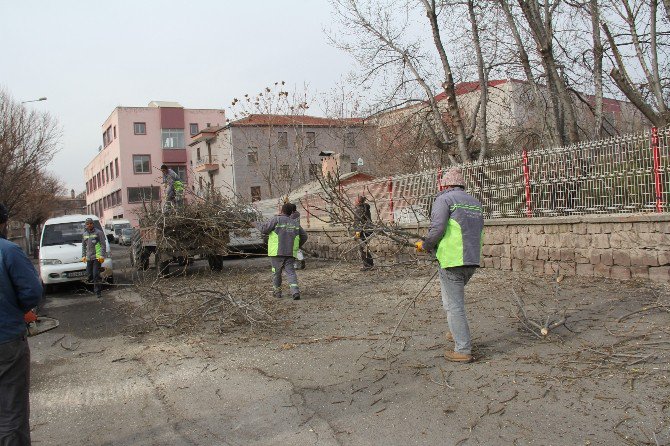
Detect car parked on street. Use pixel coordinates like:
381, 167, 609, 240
39, 214, 113, 293
119, 228, 134, 246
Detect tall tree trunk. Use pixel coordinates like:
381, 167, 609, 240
590, 0, 604, 138
517, 0, 581, 145
421, 0, 471, 162
468, 0, 489, 161
497, 0, 562, 147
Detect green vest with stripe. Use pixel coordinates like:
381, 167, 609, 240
425, 188, 484, 268
264, 215, 303, 258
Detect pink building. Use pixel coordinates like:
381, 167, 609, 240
84, 101, 225, 226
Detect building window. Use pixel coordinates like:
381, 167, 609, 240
250, 186, 261, 202
134, 122, 146, 135
100, 171, 105, 185
109, 162, 114, 180
279, 164, 290, 179
351, 163, 358, 172
309, 163, 320, 179
133, 155, 151, 174
247, 149, 258, 165
189, 123, 199, 136
206, 122, 211, 127
277, 132, 288, 149
345, 132, 355, 148
306, 131, 316, 148
161, 129, 185, 148
198, 177, 204, 191
116, 190, 122, 205
128, 186, 160, 203
115, 158, 119, 177
106, 126, 112, 146
106, 166, 110, 182
113, 126, 117, 139
196, 147, 201, 160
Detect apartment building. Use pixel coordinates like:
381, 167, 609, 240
373, 79, 649, 164
84, 101, 225, 225
188, 114, 374, 202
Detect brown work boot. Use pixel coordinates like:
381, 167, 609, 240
444, 350, 473, 363
445, 331, 454, 342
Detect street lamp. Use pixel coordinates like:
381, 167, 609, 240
21, 97, 47, 104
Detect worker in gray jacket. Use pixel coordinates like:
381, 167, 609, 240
81, 218, 107, 298
418, 168, 484, 363
257, 203, 308, 300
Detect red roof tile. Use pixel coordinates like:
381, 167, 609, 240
229, 114, 365, 127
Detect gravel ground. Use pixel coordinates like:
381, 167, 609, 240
29, 250, 670, 445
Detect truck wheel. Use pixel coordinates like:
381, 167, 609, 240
158, 260, 171, 277
208, 255, 223, 272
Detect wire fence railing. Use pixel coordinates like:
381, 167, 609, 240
289, 126, 669, 227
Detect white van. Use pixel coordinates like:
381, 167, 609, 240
39, 214, 113, 292
104, 219, 131, 244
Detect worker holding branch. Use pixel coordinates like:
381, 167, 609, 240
416, 168, 484, 363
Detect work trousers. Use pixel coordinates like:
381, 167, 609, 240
270, 256, 299, 297
358, 232, 374, 268
0, 336, 31, 446
438, 266, 477, 355
86, 259, 102, 296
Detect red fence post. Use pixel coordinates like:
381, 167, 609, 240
388, 176, 394, 223
522, 149, 532, 218
652, 126, 663, 213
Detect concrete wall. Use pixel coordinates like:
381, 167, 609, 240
303, 214, 670, 284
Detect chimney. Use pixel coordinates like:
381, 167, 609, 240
70, 189, 75, 199
321, 153, 352, 179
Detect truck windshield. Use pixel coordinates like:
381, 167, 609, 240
114, 224, 130, 235
41, 221, 103, 247
122, 228, 133, 235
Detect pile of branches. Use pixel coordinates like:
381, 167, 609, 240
135, 273, 280, 333
138, 196, 260, 255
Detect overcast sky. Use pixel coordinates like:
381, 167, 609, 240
0, 0, 357, 191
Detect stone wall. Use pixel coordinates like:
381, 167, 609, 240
304, 214, 670, 283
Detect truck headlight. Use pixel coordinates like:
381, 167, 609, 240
41, 259, 62, 265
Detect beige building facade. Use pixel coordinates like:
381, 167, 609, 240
189, 115, 375, 202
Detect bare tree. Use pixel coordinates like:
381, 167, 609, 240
0, 89, 61, 216
331, 0, 491, 163
601, 0, 670, 127
16, 172, 65, 257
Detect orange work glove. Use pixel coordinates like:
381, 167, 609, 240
81, 257, 87, 263
354, 232, 361, 239
97, 257, 104, 264
414, 240, 424, 252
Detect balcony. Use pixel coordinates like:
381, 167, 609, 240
195, 155, 219, 172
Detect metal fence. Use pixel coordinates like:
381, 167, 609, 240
298, 126, 669, 227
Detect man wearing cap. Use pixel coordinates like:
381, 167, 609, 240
418, 168, 484, 363
160, 165, 184, 208
82, 218, 107, 298
257, 203, 308, 300
0, 203, 42, 445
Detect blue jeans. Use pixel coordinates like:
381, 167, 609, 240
438, 266, 477, 354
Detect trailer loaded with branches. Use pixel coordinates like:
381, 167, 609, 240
130, 200, 262, 275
